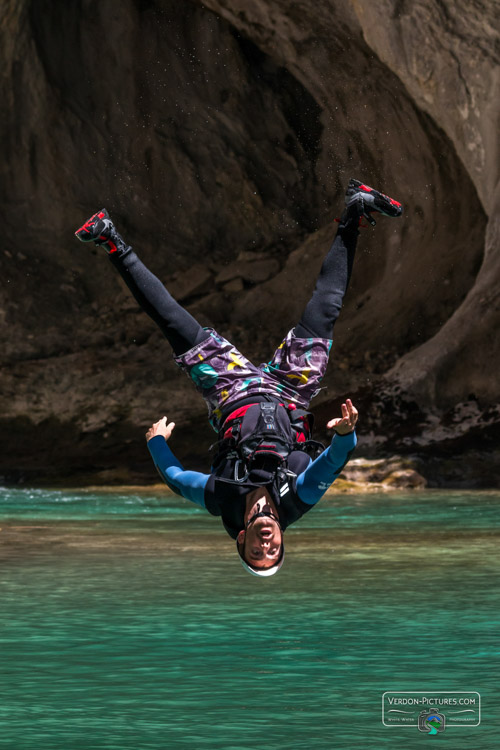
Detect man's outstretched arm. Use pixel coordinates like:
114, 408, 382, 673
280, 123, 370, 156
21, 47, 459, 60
146, 418, 209, 508
296, 399, 358, 505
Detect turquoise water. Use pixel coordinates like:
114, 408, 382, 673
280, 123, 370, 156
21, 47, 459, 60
0, 488, 498, 749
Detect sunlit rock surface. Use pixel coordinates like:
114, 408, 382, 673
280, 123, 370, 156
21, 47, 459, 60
0, 0, 498, 485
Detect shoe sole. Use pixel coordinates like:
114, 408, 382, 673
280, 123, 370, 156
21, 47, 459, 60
75, 209, 109, 242
348, 179, 403, 217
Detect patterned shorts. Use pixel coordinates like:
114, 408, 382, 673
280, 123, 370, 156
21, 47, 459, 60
174, 328, 332, 431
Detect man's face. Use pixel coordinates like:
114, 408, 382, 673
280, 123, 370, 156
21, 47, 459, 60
239, 515, 282, 570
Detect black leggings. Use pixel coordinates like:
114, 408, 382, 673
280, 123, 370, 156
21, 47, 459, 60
294, 224, 357, 339
110, 224, 358, 355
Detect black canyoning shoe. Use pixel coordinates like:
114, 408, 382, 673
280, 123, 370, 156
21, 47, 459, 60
75, 209, 130, 255
345, 179, 403, 226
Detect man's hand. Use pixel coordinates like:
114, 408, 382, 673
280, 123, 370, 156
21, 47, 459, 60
145, 416, 175, 442
327, 399, 358, 435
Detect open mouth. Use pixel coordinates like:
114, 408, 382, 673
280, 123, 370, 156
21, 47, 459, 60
246, 511, 281, 533
259, 527, 273, 537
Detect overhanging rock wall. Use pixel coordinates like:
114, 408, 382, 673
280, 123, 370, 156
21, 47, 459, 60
0, 0, 497, 484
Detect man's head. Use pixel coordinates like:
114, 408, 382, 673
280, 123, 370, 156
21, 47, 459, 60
236, 510, 284, 577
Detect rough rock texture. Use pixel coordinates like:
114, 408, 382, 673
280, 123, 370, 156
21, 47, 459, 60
337, 456, 428, 492
0, 0, 498, 485
351, 0, 500, 411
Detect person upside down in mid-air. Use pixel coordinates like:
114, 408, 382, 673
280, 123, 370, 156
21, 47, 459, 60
75, 179, 403, 577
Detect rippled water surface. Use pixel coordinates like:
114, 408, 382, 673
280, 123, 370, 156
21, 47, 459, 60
1, 487, 498, 749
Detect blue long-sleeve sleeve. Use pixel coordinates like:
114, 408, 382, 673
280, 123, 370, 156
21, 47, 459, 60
147, 436, 209, 508
295, 431, 357, 505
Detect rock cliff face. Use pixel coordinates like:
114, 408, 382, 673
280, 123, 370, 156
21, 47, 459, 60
0, 0, 498, 485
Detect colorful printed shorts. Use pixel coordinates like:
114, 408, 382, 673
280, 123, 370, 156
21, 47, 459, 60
174, 328, 332, 431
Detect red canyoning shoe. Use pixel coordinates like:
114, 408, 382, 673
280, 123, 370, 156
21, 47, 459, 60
345, 179, 403, 226
75, 209, 129, 254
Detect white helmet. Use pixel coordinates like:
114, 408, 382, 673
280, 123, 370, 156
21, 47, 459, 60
238, 545, 285, 577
